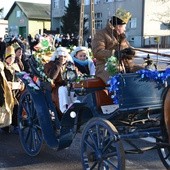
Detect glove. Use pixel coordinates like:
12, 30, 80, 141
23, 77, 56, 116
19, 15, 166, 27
114, 48, 135, 59
114, 50, 121, 58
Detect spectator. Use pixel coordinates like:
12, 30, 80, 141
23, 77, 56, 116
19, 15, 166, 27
13, 42, 31, 73
13, 42, 24, 71
86, 35, 92, 48
27, 34, 40, 54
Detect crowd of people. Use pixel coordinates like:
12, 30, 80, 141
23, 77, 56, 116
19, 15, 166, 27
0, 8, 144, 134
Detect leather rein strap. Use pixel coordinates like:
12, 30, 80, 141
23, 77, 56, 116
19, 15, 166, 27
134, 48, 170, 58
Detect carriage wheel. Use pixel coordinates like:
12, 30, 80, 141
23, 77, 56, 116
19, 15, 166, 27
157, 127, 170, 169
18, 91, 43, 156
81, 117, 125, 170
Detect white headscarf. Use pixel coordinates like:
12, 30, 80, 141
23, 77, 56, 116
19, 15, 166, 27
70, 46, 90, 59
50, 46, 73, 63
70, 46, 95, 75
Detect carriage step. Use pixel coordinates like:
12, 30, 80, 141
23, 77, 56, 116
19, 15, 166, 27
125, 145, 157, 154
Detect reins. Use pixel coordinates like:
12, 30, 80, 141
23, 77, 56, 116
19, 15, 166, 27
133, 48, 170, 58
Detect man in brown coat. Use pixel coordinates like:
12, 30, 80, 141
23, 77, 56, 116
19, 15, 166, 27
92, 8, 133, 84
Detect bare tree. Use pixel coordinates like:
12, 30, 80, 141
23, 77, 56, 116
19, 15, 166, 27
151, 1, 170, 29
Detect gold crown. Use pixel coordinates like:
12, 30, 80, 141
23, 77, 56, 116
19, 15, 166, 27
12, 42, 21, 51
5, 46, 15, 59
115, 8, 132, 24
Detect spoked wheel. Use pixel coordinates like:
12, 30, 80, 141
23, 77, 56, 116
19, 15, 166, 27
18, 90, 43, 156
157, 90, 170, 170
81, 117, 125, 170
157, 127, 170, 169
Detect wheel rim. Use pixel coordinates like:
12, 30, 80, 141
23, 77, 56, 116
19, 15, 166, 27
81, 118, 125, 170
18, 92, 43, 156
157, 136, 170, 169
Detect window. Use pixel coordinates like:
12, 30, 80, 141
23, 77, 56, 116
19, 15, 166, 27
95, 20, 102, 29
54, 0, 59, 8
105, 0, 113, 2
16, 10, 21, 18
85, 0, 90, 5
95, 13, 102, 19
129, 18, 137, 29
5, 27, 8, 34
94, 0, 100, 4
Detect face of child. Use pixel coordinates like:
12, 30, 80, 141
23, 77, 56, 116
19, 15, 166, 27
15, 49, 22, 59
75, 50, 87, 61
5, 55, 15, 65
58, 55, 68, 64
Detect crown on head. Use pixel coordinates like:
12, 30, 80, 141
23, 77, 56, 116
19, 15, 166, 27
115, 8, 132, 24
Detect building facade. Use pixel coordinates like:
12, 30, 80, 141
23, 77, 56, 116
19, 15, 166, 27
0, 19, 8, 38
51, 0, 170, 47
5, 1, 51, 38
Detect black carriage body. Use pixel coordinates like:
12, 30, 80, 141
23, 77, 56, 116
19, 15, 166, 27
107, 73, 168, 137
16, 54, 94, 156
117, 73, 166, 111
18, 79, 93, 155
80, 72, 170, 170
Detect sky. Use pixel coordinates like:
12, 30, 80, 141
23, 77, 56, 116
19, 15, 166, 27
0, 0, 51, 17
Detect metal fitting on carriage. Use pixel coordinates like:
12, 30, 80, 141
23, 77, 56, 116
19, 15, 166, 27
70, 111, 76, 118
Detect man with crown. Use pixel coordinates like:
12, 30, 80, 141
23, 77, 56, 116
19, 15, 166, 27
92, 8, 142, 84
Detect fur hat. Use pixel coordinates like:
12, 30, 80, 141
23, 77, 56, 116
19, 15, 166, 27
12, 42, 21, 52
110, 8, 131, 26
5, 46, 15, 59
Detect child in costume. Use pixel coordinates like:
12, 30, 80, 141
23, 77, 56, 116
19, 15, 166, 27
70, 46, 95, 76
44, 47, 78, 114
1, 45, 24, 132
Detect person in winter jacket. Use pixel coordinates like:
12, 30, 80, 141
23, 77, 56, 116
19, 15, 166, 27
44, 47, 78, 114
70, 46, 95, 76
92, 8, 135, 84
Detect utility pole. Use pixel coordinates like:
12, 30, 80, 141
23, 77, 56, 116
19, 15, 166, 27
78, 0, 84, 46
78, 0, 95, 46
90, 0, 95, 40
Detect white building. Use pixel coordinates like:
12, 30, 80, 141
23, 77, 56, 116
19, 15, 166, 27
0, 19, 8, 38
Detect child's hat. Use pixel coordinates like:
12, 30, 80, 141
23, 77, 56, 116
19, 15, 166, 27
12, 42, 21, 52
5, 46, 15, 59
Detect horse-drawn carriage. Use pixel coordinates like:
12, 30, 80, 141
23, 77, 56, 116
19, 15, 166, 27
2, 51, 170, 169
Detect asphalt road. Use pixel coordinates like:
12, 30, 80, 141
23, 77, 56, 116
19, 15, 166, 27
0, 130, 167, 170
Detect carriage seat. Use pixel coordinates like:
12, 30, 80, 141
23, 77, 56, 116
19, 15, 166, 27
95, 89, 113, 108
73, 77, 113, 108
73, 77, 106, 89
